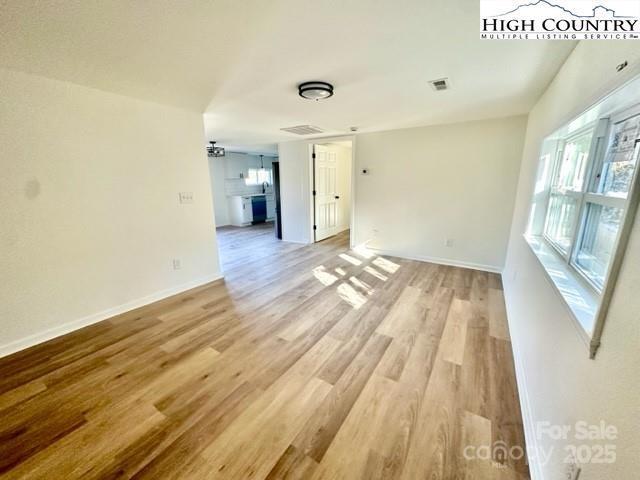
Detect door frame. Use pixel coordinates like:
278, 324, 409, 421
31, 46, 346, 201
308, 136, 356, 246
312, 144, 317, 241
272, 161, 282, 239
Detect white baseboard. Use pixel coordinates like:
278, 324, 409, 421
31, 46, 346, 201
503, 282, 544, 480
0, 273, 224, 359
366, 248, 503, 274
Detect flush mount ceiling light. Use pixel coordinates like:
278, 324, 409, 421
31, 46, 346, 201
298, 81, 334, 101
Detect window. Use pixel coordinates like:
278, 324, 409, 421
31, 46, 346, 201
568, 112, 640, 291
543, 192, 579, 255
245, 168, 272, 186
540, 107, 640, 292
543, 127, 594, 255
574, 202, 622, 289
544, 110, 640, 293
526, 82, 640, 357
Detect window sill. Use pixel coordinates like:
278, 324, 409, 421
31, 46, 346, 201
524, 234, 599, 346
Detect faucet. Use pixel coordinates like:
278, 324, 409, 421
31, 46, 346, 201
262, 181, 269, 194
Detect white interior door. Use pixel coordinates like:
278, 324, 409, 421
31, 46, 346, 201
314, 145, 339, 241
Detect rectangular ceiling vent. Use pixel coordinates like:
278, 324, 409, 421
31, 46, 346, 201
280, 125, 324, 135
429, 78, 450, 91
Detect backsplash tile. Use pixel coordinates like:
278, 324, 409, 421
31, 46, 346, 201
225, 178, 274, 197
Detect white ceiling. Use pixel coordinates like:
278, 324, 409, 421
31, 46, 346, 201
0, 1, 576, 154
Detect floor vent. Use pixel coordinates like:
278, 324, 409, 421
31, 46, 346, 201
429, 78, 450, 91
280, 125, 324, 135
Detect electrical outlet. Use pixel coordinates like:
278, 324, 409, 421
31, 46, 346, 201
172, 259, 181, 270
445, 238, 454, 247
178, 192, 194, 204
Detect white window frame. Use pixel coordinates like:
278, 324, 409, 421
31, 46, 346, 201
542, 122, 598, 261
530, 101, 640, 358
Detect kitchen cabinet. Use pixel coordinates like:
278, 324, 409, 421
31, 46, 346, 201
225, 155, 248, 180
247, 155, 260, 170
228, 195, 253, 226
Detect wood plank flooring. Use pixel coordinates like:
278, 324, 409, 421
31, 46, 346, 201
0, 225, 530, 479
215, 222, 285, 273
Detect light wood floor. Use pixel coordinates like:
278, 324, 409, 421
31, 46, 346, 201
216, 222, 282, 272
0, 225, 529, 479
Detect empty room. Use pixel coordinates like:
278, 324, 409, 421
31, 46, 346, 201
1, 1, 639, 479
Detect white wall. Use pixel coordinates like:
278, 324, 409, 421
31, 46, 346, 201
0, 68, 221, 356
503, 43, 640, 480
354, 116, 527, 271
208, 155, 229, 226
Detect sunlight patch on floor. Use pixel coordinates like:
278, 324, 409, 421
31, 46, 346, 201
339, 253, 362, 266
337, 283, 367, 309
311, 250, 404, 309
364, 265, 388, 281
352, 244, 375, 259
372, 257, 400, 274
313, 265, 339, 286
349, 276, 374, 296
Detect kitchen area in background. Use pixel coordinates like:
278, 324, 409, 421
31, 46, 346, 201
208, 151, 279, 229
208, 149, 282, 270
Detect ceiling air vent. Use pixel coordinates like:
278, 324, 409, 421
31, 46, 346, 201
280, 125, 324, 135
429, 78, 450, 91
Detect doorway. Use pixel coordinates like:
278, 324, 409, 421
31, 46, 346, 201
312, 140, 353, 243
207, 151, 282, 273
